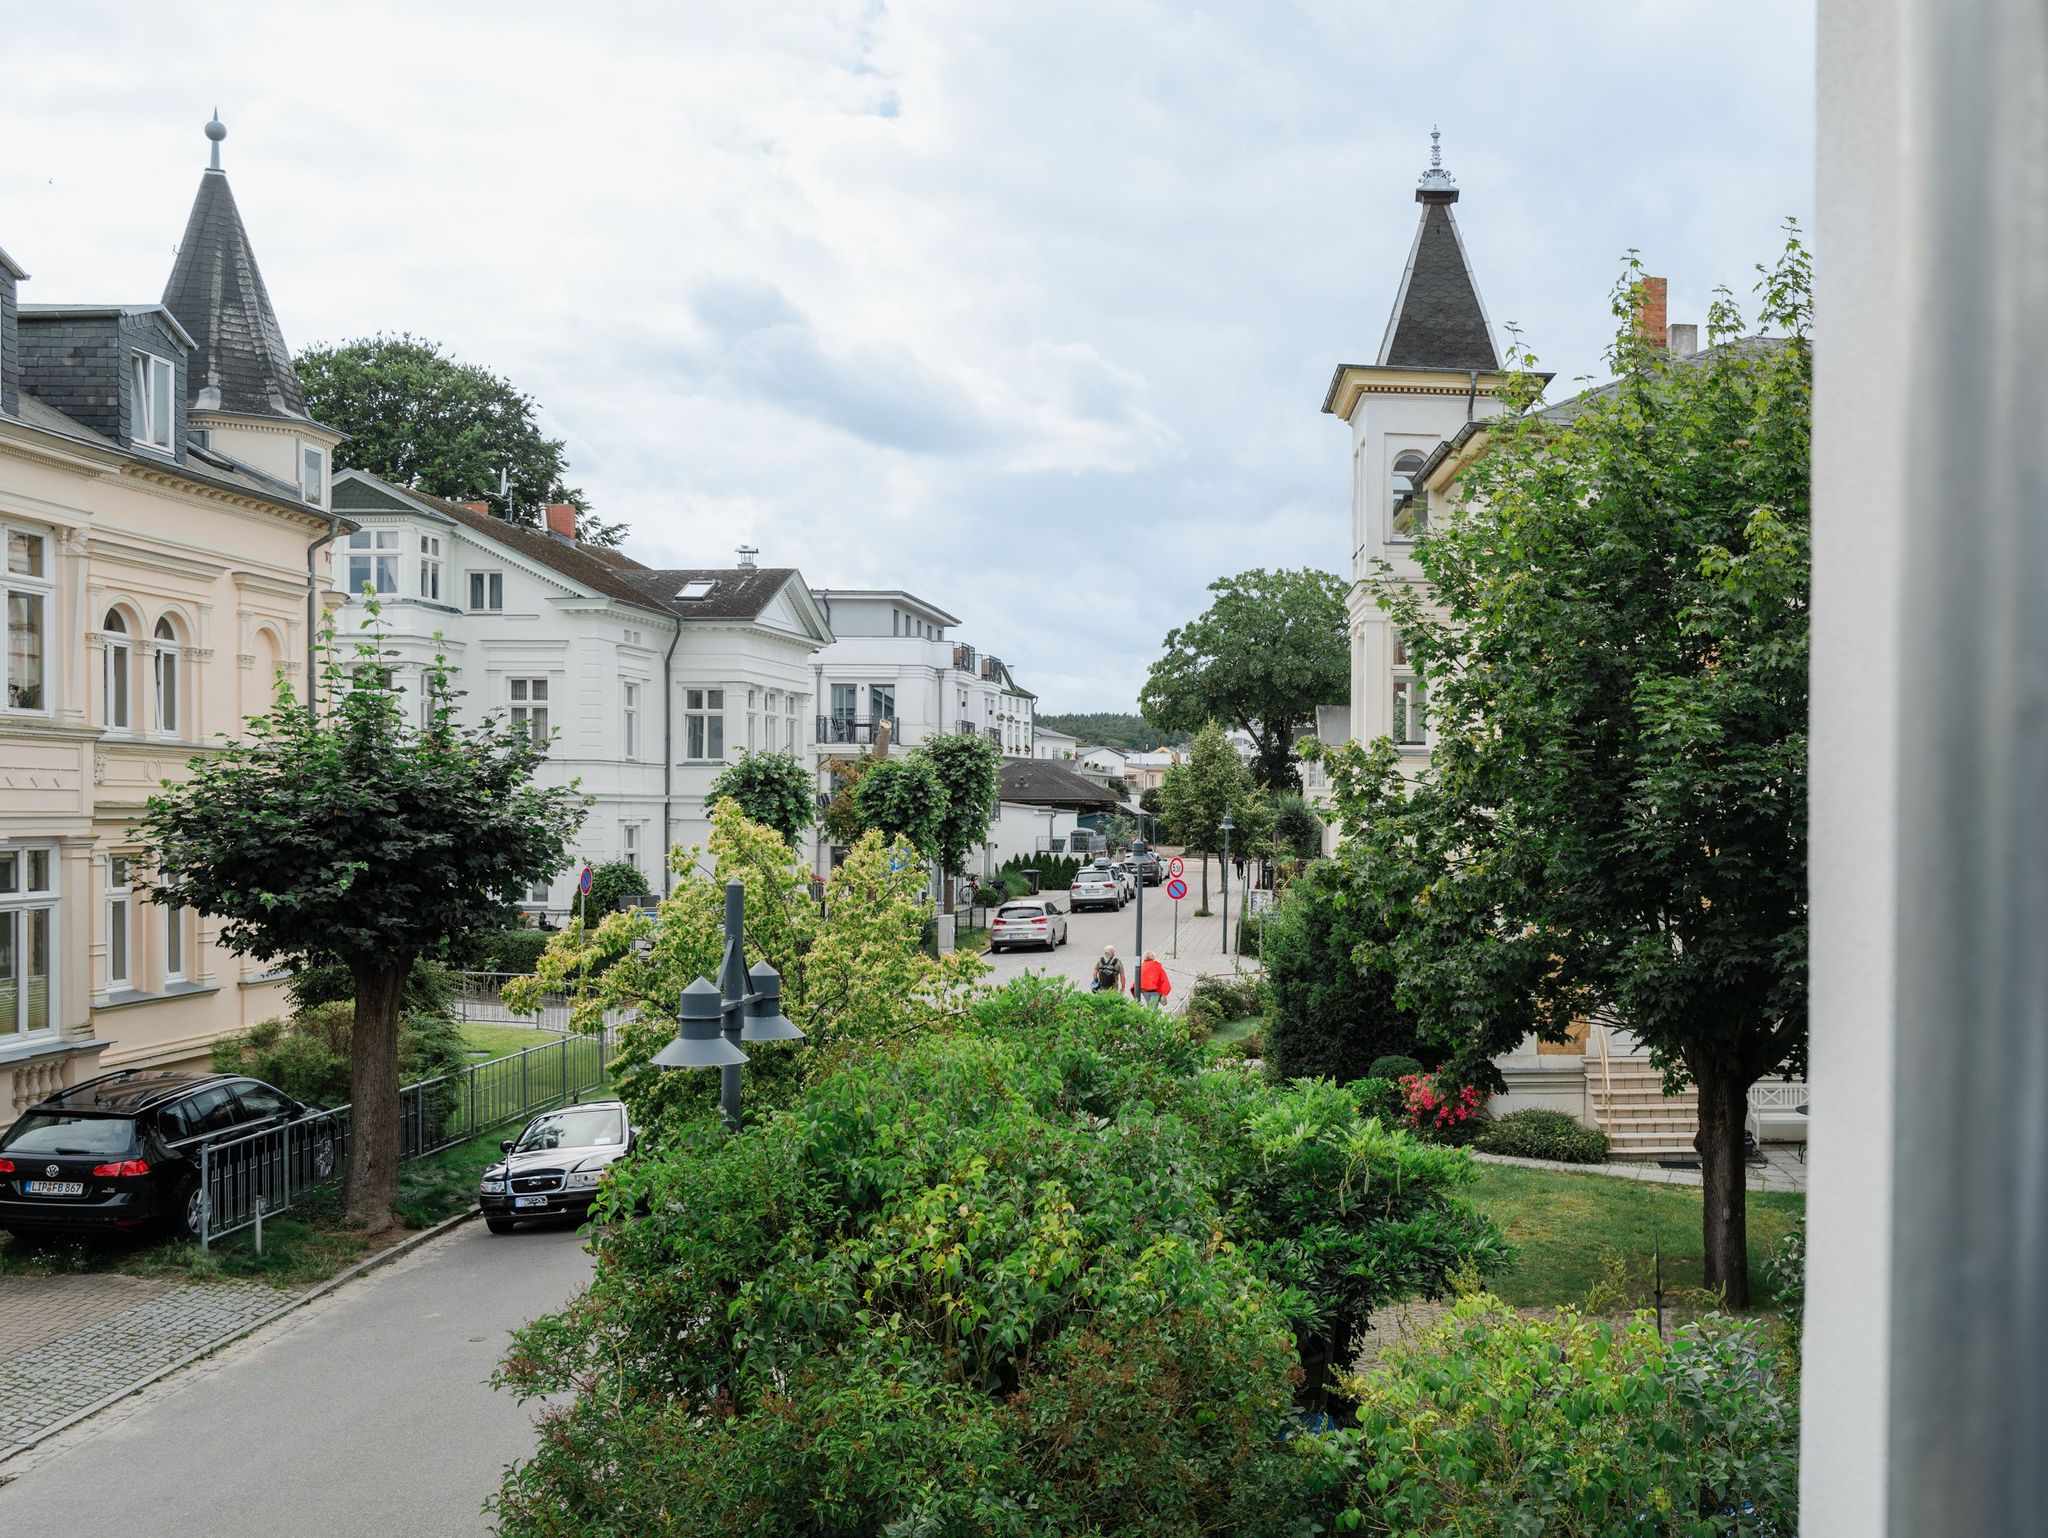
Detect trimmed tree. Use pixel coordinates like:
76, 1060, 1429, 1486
138, 619, 587, 1229
706, 751, 814, 843
1353, 235, 1812, 1305
854, 756, 944, 859
915, 733, 1003, 912
1140, 567, 1348, 790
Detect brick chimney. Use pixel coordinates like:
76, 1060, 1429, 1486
1633, 276, 1669, 346
543, 503, 577, 541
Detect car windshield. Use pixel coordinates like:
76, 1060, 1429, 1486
1074, 874, 1111, 886
1, 1111, 139, 1157
998, 904, 1044, 918
515, 1108, 625, 1153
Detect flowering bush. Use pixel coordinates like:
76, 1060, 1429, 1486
1400, 1071, 1485, 1136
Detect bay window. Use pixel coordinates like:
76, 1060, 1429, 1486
344, 529, 400, 595
418, 536, 443, 602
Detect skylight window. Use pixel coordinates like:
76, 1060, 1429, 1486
676, 580, 715, 600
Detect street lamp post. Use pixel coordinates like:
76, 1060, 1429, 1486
1129, 837, 1148, 993
1220, 806, 1235, 957
651, 879, 805, 1128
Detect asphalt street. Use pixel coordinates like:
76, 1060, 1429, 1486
0, 1217, 593, 1538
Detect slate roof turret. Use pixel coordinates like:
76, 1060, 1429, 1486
161, 114, 310, 420
1376, 129, 1500, 372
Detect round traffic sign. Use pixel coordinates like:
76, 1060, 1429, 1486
1166, 856, 1184, 878
1166, 877, 1188, 901
577, 865, 594, 895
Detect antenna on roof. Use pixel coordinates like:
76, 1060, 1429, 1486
497, 465, 511, 521
205, 109, 226, 171
736, 544, 758, 570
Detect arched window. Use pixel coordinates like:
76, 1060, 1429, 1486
103, 610, 132, 731
154, 617, 180, 736
1390, 450, 1429, 540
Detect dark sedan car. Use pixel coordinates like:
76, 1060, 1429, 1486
479, 1100, 634, 1233
0, 1069, 336, 1239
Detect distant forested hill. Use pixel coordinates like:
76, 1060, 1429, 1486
1037, 712, 1188, 751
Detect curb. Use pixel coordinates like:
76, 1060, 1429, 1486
0, 1206, 481, 1464
1469, 1149, 1805, 1192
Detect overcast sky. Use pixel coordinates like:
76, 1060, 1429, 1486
1, 1, 1814, 713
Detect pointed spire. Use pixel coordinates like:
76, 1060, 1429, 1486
1376, 130, 1497, 371
162, 117, 309, 420
1415, 125, 1458, 203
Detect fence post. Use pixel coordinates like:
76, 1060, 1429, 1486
198, 1142, 211, 1251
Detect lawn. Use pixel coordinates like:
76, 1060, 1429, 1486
1466, 1161, 1805, 1314
1208, 1016, 1263, 1048
458, 1021, 568, 1061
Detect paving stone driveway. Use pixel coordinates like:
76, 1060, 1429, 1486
0, 1274, 283, 1455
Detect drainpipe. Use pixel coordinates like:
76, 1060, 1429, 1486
660, 618, 682, 897
303, 511, 343, 716
1466, 368, 1479, 423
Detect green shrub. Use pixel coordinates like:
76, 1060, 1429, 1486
1264, 861, 1429, 1084
582, 858, 651, 918
1184, 972, 1271, 1036
1368, 1053, 1425, 1082
1763, 1217, 1806, 1370
490, 981, 1504, 1534
461, 926, 552, 976
1336, 1294, 1798, 1534
1352, 1074, 1403, 1124
287, 958, 458, 1017
1474, 1107, 1610, 1164
212, 1003, 470, 1109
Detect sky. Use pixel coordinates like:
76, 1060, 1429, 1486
0, 1, 1815, 713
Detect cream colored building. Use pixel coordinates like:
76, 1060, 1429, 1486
0, 119, 343, 1114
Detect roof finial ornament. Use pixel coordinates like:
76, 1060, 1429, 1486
205, 108, 226, 172
1415, 123, 1458, 202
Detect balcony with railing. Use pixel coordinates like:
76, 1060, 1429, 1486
817, 714, 898, 747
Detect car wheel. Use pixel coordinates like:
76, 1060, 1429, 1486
181, 1182, 207, 1240
485, 1215, 518, 1235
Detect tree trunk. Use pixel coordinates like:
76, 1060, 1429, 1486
1200, 850, 1211, 909
344, 958, 411, 1232
1691, 1057, 1753, 1309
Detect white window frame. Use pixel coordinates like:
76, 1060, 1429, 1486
1389, 449, 1429, 542
153, 616, 180, 737
1391, 675, 1428, 748
683, 687, 725, 761
785, 693, 800, 752
622, 681, 640, 760
418, 535, 443, 602
747, 687, 759, 753
300, 441, 327, 507
344, 529, 401, 595
102, 608, 132, 733
3, 522, 52, 715
621, 823, 641, 876
0, 845, 59, 1041
469, 570, 504, 611
130, 350, 175, 453
106, 855, 131, 991
509, 677, 550, 744
163, 888, 187, 984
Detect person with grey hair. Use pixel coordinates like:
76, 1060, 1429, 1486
1091, 946, 1127, 995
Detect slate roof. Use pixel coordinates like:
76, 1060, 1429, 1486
1378, 200, 1498, 371
162, 168, 309, 420
619, 567, 809, 623
999, 760, 1120, 811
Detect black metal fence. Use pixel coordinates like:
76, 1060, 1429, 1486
197, 1027, 615, 1249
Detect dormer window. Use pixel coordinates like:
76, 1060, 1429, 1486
301, 442, 327, 507
129, 351, 175, 452
675, 579, 715, 601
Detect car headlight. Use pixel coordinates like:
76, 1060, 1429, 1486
564, 1169, 602, 1189
480, 1177, 506, 1194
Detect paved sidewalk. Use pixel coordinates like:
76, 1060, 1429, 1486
0, 1275, 283, 1455
1474, 1146, 1808, 1194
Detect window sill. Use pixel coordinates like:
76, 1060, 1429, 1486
0, 1033, 108, 1069
94, 981, 221, 1012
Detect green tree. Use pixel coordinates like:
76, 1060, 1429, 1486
705, 752, 814, 843
295, 333, 626, 546
1140, 568, 1348, 790
1261, 856, 1424, 1086
1036, 712, 1188, 752
139, 616, 587, 1228
1260, 791, 1324, 864
1156, 722, 1258, 910
1338, 234, 1813, 1305
581, 858, 649, 918
916, 733, 1003, 911
853, 756, 944, 863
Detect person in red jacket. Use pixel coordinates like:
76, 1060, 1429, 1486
1137, 952, 1172, 1009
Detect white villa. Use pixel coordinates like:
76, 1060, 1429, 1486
327, 473, 832, 909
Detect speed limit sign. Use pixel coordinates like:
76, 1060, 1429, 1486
1166, 856, 1184, 879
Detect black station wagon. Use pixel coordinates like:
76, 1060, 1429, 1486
0, 1069, 336, 1240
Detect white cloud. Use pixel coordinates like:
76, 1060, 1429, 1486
0, 0, 1815, 709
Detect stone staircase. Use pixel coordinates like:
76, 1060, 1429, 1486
1587, 1056, 1701, 1158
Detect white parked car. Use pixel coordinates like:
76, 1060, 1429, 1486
990, 899, 1068, 953
1069, 867, 1124, 913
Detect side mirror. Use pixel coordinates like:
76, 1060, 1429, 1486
500, 1140, 514, 1155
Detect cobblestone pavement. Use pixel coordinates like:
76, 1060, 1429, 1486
0, 1276, 283, 1454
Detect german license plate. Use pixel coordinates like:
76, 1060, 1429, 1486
514, 1195, 549, 1208
25, 1180, 84, 1197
